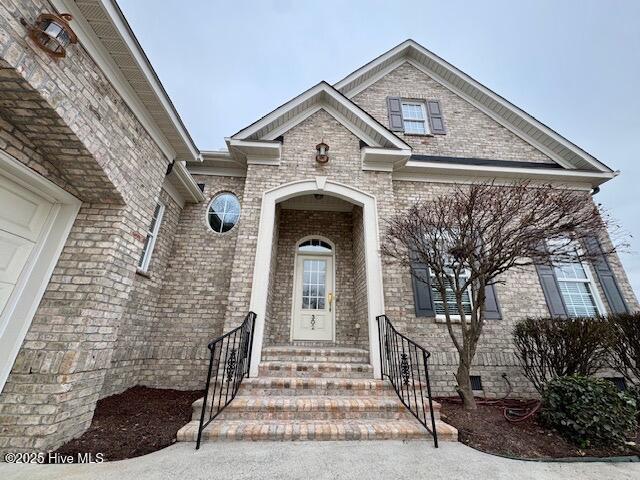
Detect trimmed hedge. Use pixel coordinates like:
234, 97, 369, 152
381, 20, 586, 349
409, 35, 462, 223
513, 317, 612, 393
540, 375, 637, 448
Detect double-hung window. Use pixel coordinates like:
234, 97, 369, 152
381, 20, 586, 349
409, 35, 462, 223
401, 101, 429, 135
430, 268, 473, 317
138, 201, 165, 272
553, 256, 601, 317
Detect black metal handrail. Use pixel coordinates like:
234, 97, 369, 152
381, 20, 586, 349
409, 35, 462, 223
376, 314, 438, 447
196, 311, 256, 449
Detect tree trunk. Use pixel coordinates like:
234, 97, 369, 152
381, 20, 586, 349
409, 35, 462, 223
455, 361, 477, 409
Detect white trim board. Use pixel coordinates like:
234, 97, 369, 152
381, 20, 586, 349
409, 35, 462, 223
232, 82, 409, 151
392, 172, 597, 192
398, 160, 616, 187
0, 151, 81, 394
248, 178, 385, 378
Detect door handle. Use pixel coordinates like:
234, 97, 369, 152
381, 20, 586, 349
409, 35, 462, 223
328, 292, 333, 312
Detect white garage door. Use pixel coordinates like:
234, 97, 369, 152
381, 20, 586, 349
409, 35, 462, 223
0, 152, 80, 394
0, 172, 54, 315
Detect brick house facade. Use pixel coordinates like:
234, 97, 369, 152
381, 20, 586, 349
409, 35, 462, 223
0, 0, 637, 452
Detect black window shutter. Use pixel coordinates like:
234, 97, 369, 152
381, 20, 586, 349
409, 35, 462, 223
426, 100, 446, 134
387, 97, 404, 132
584, 236, 628, 314
410, 264, 435, 317
482, 284, 501, 320
535, 262, 568, 317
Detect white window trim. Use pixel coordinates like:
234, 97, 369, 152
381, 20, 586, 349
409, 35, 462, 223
429, 268, 473, 321
401, 100, 429, 135
138, 202, 165, 273
554, 259, 606, 317
206, 192, 241, 234
547, 239, 606, 317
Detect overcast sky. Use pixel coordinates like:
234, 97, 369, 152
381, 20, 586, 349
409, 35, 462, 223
118, 0, 640, 298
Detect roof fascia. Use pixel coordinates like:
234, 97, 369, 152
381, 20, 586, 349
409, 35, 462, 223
232, 82, 409, 150
400, 159, 616, 187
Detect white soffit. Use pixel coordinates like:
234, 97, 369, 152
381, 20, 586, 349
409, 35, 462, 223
53, 0, 199, 163
334, 40, 612, 173
231, 82, 409, 151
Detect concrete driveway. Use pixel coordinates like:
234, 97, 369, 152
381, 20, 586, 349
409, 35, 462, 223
1, 441, 638, 480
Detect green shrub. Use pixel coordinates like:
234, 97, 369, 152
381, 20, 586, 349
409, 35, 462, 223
626, 385, 640, 417
513, 317, 612, 393
541, 375, 637, 448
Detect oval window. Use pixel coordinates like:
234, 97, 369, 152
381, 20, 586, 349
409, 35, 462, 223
208, 193, 241, 233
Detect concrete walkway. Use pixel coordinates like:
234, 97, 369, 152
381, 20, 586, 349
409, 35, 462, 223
1, 441, 639, 480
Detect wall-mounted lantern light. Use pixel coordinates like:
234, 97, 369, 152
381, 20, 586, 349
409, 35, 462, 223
21, 13, 77, 59
315, 142, 329, 164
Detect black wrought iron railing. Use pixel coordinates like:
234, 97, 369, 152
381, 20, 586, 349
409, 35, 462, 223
376, 314, 438, 447
196, 311, 256, 449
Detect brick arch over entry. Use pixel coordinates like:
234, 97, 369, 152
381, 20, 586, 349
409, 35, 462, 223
0, 60, 122, 204
249, 178, 384, 377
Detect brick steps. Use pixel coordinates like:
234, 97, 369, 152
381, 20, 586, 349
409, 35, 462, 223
261, 345, 369, 364
177, 418, 430, 442
178, 344, 458, 444
259, 361, 373, 378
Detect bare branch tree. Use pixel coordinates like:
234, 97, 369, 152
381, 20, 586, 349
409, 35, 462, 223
381, 180, 624, 409
608, 313, 640, 386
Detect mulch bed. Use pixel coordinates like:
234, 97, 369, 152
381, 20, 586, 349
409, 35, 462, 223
51, 386, 203, 462
439, 398, 640, 459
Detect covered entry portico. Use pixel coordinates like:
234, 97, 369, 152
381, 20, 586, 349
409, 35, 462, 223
248, 177, 385, 377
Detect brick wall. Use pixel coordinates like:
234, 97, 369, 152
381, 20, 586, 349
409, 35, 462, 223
353, 62, 555, 163
386, 179, 639, 397
0, 0, 172, 453
139, 175, 246, 390
351, 206, 369, 348
265, 208, 367, 347
100, 189, 183, 398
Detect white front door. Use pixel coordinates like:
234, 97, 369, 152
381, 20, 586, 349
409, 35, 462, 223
0, 172, 54, 315
292, 255, 334, 341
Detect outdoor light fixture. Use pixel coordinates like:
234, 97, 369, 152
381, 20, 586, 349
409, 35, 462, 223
315, 141, 329, 164
21, 13, 77, 59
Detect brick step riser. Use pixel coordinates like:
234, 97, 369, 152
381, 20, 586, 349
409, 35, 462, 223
258, 367, 373, 379
191, 406, 433, 421
261, 354, 370, 363
214, 411, 412, 421
177, 423, 430, 442
196, 431, 429, 442
238, 387, 396, 397
192, 400, 440, 421
257, 371, 374, 379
